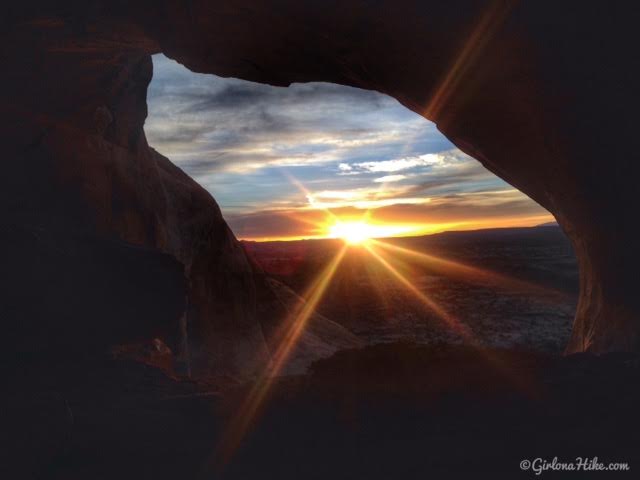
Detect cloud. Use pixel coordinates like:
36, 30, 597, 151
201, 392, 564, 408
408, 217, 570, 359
353, 153, 443, 173
145, 54, 551, 240
374, 175, 408, 183
145, 54, 451, 176
303, 184, 432, 210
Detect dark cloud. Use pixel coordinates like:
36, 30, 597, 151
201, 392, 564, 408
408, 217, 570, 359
175, 82, 387, 114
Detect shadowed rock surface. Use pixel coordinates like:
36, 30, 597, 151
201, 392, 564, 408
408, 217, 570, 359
3, 344, 640, 479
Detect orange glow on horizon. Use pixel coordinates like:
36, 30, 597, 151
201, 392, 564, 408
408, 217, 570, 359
327, 220, 421, 245
238, 213, 554, 243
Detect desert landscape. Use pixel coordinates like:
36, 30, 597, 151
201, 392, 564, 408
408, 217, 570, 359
245, 225, 578, 355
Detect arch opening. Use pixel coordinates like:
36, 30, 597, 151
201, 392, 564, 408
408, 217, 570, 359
144, 54, 578, 374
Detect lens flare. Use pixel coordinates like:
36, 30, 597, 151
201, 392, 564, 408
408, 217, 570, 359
364, 242, 537, 396
216, 163, 546, 467
423, 0, 515, 120
370, 239, 565, 299
364, 242, 473, 338
215, 244, 348, 464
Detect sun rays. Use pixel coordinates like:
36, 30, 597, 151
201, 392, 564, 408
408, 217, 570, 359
361, 239, 541, 396
214, 2, 544, 460
216, 242, 348, 464
422, 0, 515, 120
216, 213, 554, 464
363, 242, 474, 339
214, 165, 561, 463
369, 239, 566, 299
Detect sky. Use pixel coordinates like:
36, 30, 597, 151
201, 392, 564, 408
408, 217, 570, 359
145, 54, 553, 241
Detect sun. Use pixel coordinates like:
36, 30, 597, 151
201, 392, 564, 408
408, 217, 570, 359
328, 221, 375, 245
327, 220, 425, 245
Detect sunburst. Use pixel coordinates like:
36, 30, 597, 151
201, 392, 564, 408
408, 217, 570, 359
217, 156, 554, 464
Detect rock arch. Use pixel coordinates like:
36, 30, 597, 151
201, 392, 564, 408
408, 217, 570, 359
2, 1, 638, 376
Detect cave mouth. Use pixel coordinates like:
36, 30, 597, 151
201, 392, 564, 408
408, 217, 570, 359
144, 54, 578, 360
8, 5, 639, 476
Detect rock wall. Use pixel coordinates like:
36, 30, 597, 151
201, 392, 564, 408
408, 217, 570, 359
1, 0, 638, 371
0, 13, 271, 376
